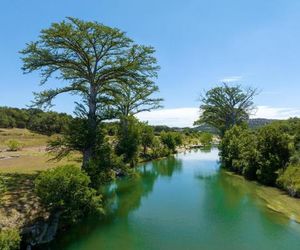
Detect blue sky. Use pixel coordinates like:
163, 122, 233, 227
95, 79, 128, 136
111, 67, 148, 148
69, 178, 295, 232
1, 0, 300, 126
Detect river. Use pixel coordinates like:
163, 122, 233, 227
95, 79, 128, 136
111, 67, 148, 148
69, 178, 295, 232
50, 148, 300, 250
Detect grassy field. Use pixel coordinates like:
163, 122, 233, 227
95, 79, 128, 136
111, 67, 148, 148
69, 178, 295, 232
0, 128, 80, 229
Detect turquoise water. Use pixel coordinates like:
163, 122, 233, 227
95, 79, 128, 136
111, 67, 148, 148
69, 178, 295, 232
52, 149, 300, 250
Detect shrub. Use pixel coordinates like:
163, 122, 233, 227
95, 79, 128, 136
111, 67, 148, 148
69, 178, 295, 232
85, 139, 126, 189
116, 116, 141, 167
160, 131, 182, 153
199, 132, 213, 146
150, 137, 171, 159
6, 140, 22, 151
35, 165, 103, 223
0, 228, 21, 250
277, 164, 300, 197
256, 125, 290, 185
219, 125, 244, 171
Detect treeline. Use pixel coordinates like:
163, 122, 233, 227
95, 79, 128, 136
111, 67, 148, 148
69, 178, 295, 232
220, 118, 300, 197
0, 106, 72, 135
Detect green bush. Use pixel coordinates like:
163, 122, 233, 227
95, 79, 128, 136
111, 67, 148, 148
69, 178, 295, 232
256, 125, 290, 185
35, 165, 103, 223
85, 139, 126, 189
160, 131, 182, 153
150, 137, 171, 159
116, 116, 141, 167
0, 228, 21, 250
6, 140, 22, 151
219, 125, 244, 172
277, 164, 300, 197
199, 132, 213, 146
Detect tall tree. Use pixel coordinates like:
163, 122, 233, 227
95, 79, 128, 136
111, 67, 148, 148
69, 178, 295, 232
112, 79, 163, 117
21, 17, 159, 167
195, 83, 257, 136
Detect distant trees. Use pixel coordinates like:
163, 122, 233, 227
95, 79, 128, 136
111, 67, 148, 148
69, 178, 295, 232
140, 123, 155, 155
0, 107, 72, 135
21, 17, 160, 170
160, 131, 183, 153
220, 123, 291, 185
195, 84, 257, 136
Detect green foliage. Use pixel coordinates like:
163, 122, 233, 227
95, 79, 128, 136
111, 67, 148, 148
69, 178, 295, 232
116, 116, 141, 167
195, 83, 257, 136
0, 228, 21, 250
21, 17, 160, 167
35, 165, 103, 223
160, 131, 183, 153
220, 123, 290, 185
199, 132, 213, 146
219, 125, 245, 172
149, 137, 171, 159
256, 125, 290, 185
0, 107, 72, 135
277, 164, 300, 197
85, 138, 126, 189
140, 123, 155, 155
27, 110, 71, 136
6, 140, 22, 151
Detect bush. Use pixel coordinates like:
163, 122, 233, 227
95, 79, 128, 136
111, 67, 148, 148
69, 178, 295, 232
277, 164, 300, 197
6, 140, 22, 151
160, 131, 182, 153
116, 116, 141, 167
0, 228, 21, 250
149, 137, 171, 159
35, 165, 103, 223
85, 139, 126, 189
256, 125, 290, 185
199, 132, 213, 146
219, 125, 244, 172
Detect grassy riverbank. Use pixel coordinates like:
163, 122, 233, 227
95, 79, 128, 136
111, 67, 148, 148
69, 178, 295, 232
0, 129, 80, 231
224, 171, 300, 223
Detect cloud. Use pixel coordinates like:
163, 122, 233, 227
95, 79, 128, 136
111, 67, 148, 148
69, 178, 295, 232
219, 76, 243, 83
253, 106, 300, 119
136, 108, 200, 127
136, 106, 300, 128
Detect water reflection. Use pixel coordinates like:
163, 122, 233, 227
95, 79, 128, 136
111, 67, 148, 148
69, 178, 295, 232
108, 156, 183, 216
50, 148, 300, 250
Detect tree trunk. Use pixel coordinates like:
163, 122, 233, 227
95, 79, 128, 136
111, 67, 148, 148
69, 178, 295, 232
82, 84, 98, 169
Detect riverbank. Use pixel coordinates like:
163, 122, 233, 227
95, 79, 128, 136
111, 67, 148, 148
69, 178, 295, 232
224, 171, 300, 223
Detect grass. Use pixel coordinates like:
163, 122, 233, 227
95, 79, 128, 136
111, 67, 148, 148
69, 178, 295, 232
0, 128, 52, 151
0, 128, 81, 230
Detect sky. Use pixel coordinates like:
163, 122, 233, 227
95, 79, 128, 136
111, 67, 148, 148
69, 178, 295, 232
1, 0, 300, 127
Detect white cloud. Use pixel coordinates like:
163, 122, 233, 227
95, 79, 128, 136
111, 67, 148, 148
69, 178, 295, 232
136, 108, 199, 127
253, 106, 300, 120
136, 106, 300, 128
219, 76, 243, 83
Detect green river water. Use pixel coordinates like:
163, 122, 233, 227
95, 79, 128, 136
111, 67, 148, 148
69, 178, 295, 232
51, 148, 300, 250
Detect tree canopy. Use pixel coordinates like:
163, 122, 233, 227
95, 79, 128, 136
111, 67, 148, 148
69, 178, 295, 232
21, 17, 161, 166
195, 83, 257, 136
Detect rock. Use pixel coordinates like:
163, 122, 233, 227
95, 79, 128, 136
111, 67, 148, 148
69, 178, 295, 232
22, 211, 62, 248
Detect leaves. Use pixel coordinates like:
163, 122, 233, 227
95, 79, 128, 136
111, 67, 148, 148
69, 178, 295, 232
196, 83, 257, 136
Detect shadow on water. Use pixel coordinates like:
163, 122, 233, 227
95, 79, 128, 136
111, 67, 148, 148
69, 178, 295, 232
48, 155, 183, 249
48, 148, 300, 250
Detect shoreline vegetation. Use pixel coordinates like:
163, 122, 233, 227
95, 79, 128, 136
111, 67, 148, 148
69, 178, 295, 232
0, 122, 214, 249
223, 171, 300, 224
1, 16, 300, 250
